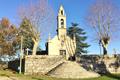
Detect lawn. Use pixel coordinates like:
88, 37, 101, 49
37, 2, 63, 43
0, 69, 120, 80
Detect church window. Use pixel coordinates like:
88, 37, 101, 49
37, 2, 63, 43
61, 10, 63, 15
61, 19, 64, 28
60, 50, 66, 55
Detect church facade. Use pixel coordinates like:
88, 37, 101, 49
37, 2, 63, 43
47, 5, 76, 59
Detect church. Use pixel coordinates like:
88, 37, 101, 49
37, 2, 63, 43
46, 5, 76, 60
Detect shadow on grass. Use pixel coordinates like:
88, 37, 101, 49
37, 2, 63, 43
32, 77, 43, 80
0, 74, 9, 77
103, 73, 120, 80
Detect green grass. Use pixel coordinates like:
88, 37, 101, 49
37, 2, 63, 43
0, 69, 120, 80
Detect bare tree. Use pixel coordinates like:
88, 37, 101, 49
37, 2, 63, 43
87, 0, 120, 55
18, 0, 55, 55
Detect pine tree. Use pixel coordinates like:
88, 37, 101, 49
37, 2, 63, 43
19, 18, 42, 52
19, 18, 34, 50
67, 23, 90, 54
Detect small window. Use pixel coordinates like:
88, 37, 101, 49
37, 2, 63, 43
60, 50, 66, 55
61, 10, 63, 15
61, 19, 64, 28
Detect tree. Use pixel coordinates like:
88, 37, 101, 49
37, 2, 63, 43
0, 18, 20, 56
67, 23, 90, 54
1, 17, 10, 28
87, 0, 120, 55
18, 0, 55, 55
19, 18, 34, 50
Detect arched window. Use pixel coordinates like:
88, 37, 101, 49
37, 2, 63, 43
61, 10, 63, 15
61, 19, 64, 28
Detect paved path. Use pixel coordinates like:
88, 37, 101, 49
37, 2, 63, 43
0, 76, 19, 80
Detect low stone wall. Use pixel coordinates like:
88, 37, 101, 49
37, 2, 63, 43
24, 55, 64, 75
79, 55, 120, 74
103, 58, 120, 73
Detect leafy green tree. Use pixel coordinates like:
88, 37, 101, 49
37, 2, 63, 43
67, 23, 90, 54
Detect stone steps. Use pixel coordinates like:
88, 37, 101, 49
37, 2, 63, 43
48, 61, 100, 78
45, 59, 64, 74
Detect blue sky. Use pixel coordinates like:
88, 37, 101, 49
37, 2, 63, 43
0, 0, 120, 54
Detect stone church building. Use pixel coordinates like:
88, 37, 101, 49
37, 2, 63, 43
47, 5, 76, 59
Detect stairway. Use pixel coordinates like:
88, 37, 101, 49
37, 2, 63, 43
48, 61, 100, 78
45, 59, 64, 75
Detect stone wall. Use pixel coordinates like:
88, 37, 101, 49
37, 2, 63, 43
104, 58, 120, 73
24, 55, 64, 75
79, 55, 120, 74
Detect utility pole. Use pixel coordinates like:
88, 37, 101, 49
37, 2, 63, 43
26, 48, 29, 55
19, 35, 23, 74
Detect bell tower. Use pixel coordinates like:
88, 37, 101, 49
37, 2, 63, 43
57, 5, 66, 40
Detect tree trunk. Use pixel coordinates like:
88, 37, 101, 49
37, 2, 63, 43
102, 45, 107, 55
101, 40, 109, 56
32, 41, 39, 55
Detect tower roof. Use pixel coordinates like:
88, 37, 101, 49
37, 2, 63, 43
58, 5, 66, 16
60, 5, 64, 10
